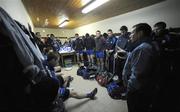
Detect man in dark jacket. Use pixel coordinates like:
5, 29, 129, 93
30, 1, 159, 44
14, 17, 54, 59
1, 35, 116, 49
95, 30, 106, 71
105, 29, 117, 73
122, 23, 158, 112
152, 21, 180, 112
114, 26, 131, 81
84, 33, 96, 65
74, 33, 84, 63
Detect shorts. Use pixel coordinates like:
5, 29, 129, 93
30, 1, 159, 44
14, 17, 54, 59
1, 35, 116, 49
86, 50, 94, 55
76, 50, 83, 54
58, 87, 70, 101
96, 51, 104, 58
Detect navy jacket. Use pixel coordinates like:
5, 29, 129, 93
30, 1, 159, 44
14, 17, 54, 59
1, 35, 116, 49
122, 39, 158, 92
106, 35, 117, 50
84, 36, 95, 50
116, 32, 130, 50
74, 38, 84, 51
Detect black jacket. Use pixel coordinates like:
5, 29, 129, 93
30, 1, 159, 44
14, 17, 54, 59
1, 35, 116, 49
74, 38, 84, 51
84, 36, 95, 50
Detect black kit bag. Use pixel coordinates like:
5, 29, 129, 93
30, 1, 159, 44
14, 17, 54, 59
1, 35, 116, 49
106, 81, 126, 99
77, 66, 97, 79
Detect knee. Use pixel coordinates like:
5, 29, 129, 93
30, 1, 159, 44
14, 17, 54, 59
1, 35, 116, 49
70, 92, 78, 97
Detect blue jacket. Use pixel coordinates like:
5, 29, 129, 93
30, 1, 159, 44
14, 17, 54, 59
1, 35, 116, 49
116, 32, 130, 50
74, 38, 84, 51
84, 36, 95, 50
122, 40, 158, 92
106, 36, 117, 50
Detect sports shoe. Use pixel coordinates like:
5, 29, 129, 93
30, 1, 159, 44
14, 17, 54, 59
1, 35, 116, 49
87, 88, 98, 99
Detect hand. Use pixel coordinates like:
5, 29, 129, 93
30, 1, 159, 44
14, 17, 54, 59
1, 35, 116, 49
109, 50, 113, 53
114, 53, 118, 58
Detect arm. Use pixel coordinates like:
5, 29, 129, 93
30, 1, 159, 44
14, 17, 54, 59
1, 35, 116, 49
130, 47, 153, 87
122, 53, 132, 87
93, 38, 96, 49
54, 66, 61, 72
55, 72, 64, 76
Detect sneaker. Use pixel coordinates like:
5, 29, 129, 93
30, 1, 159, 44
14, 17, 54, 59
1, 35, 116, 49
87, 88, 98, 99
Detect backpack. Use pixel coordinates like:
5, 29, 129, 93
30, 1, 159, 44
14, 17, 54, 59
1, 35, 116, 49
96, 72, 113, 87
106, 81, 125, 99
77, 66, 97, 79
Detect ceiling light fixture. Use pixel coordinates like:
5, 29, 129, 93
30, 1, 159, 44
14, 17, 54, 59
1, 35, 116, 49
44, 19, 49, 26
36, 17, 40, 21
59, 19, 69, 27
82, 0, 109, 14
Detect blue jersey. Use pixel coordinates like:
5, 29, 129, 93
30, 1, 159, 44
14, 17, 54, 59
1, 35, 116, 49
106, 36, 117, 50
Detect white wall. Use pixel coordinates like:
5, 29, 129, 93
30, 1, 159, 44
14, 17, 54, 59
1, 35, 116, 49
73, 0, 180, 35
0, 0, 34, 30
34, 28, 74, 38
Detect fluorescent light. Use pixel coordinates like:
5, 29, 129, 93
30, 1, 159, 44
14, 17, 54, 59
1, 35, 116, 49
44, 19, 49, 26
81, 0, 92, 6
59, 20, 69, 27
82, 0, 109, 14
36, 17, 39, 21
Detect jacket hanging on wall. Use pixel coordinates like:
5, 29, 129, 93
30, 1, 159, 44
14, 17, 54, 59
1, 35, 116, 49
0, 7, 63, 111
0, 7, 47, 84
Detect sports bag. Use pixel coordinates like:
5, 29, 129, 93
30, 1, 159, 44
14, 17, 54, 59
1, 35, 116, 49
96, 72, 113, 87
106, 81, 125, 99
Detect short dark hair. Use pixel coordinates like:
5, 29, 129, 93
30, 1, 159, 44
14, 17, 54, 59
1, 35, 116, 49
85, 33, 89, 37
50, 34, 55, 37
75, 33, 79, 36
96, 30, 101, 33
154, 21, 166, 29
35, 32, 40, 35
47, 52, 59, 62
103, 33, 108, 37
108, 29, 113, 32
120, 26, 128, 31
133, 23, 152, 36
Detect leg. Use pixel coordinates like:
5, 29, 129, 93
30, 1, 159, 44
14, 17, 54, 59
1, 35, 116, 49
70, 88, 97, 99
100, 58, 104, 71
80, 53, 84, 63
63, 76, 73, 88
90, 54, 94, 65
76, 53, 80, 63
96, 58, 100, 71
87, 55, 91, 64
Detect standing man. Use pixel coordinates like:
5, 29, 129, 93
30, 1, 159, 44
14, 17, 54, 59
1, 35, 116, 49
114, 26, 131, 80
116, 26, 131, 51
122, 23, 159, 112
95, 30, 106, 71
84, 33, 96, 66
105, 29, 117, 73
73, 33, 84, 64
